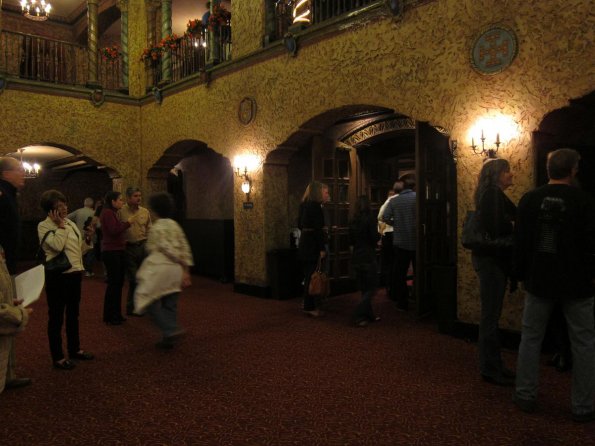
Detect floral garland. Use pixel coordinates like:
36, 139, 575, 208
160, 33, 182, 50
100, 45, 120, 62
208, 4, 231, 32
141, 45, 164, 62
186, 19, 203, 38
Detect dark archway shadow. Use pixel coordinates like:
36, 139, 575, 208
147, 140, 235, 282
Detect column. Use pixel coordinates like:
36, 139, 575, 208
160, 0, 172, 85
117, 0, 129, 90
87, 0, 99, 87
207, 0, 221, 67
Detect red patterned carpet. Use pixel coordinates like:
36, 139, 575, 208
1, 273, 594, 445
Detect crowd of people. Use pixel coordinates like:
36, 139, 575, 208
1, 148, 595, 422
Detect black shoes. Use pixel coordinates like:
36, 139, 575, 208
70, 351, 94, 361
482, 374, 515, 387
4, 377, 32, 389
512, 393, 537, 413
53, 359, 76, 370
572, 411, 595, 423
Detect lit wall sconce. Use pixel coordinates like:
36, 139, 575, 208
234, 154, 259, 205
471, 130, 501, 159
468, 115, 519, 159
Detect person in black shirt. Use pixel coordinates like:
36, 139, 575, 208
513, 148, 595, 422
472, 158, 517, 386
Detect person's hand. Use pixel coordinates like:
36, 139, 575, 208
25, 308, 33, 315
48, 210, 65, 228
181, 270, 191, 288
320, 251, 326, 259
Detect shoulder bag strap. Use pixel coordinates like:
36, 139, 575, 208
36, 230, 56, 263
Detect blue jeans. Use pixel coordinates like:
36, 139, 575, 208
148, 293, 180, 338
516, 293, 595, 415
472, 254, 507, 378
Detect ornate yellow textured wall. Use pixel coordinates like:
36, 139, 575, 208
1, 0, 592, 327
0, 90, 142, 186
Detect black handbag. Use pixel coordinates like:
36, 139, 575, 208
461, 210, 513, 251
37, 230, 72, 274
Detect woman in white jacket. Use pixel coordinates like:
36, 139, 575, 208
134, 192, 193, 349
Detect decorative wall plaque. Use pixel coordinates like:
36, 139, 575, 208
90, 89, 105, 107
471, 26, 518, 75
238, 97, 257, 125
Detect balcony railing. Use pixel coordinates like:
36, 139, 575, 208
145, 25, 231, 89
0, 30, 87, 85
271, 0, 379, 41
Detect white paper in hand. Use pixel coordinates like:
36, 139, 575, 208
15, 265, 45, 307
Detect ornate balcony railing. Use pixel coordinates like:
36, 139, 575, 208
0, 30, 87, 85
145, 25, 231, 89
270, 0, 379, 41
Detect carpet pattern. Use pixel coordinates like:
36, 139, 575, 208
1, 274, 594, 445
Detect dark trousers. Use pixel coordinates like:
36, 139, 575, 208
45, 271, 82, 362
125, 242, 146, 313
302, 260, 319, 311
472, 254, 507, 378
103, 250, 126, 323
392, 247, 415, 310
353, 262, 378, 322
380, 232, 394, 297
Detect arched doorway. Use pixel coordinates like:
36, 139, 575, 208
147, 140, 235, 282
266, 105, 457, 330
533, 90, 595, 191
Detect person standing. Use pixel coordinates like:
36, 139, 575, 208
68, 197, 95, 277
349, 195, 381, 326
513, 149, 595, 422
0, 156, 31, 390
298, 181, 329, 318
0, 245, 31, 392
119, 187, 151, 316
377, 181, 403, 299
38, 190, 95, 370
471, 158, 516, 386
101, 191, 136, 325
134, 193, 193, 349
382, 175, 416, 312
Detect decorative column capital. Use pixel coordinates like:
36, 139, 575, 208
116, 0, 128, 13
87, 0, 99, 6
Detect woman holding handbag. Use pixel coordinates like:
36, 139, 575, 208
472, 159, 516, 386
298, 181, 329, 318
38, 190, 94, 370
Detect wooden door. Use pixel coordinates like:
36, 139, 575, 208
415, 122, 457, 330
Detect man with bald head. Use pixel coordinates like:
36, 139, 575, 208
0, 156, 32, 390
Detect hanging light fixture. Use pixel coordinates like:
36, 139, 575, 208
20, 0, 52, 21
17, 148, 41, 178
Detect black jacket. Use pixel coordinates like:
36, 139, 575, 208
513, 184, 595, 300
0, 178, 20, 275
297, 201, 326, 263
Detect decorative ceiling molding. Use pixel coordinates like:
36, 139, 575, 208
342, 118, 415, 146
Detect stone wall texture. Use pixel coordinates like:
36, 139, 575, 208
1, 0, 593, 328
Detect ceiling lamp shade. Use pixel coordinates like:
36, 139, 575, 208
20, 0, 52, 21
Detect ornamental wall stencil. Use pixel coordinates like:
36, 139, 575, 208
343, 118, 415, 146
471, 25, 518, 75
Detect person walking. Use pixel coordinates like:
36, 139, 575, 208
298, 181, 329, 318
134, 192, 193, 349
349, 195, 381, 326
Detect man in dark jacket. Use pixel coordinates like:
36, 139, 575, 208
513, 148, 595, 422
0, 156, 31, 390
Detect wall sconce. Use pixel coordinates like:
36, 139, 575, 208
234, 154, 259, 207
468, 115, 519, 160
471, 130, 500, 159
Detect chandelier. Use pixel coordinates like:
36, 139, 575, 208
18, 148, 41, 178
20, 0, 52, 21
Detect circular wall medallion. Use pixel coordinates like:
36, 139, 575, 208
238, 97, 257, 126
90, 89, 105, 107
471, 25, 518, 75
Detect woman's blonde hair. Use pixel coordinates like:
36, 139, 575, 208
302, 181, 328, 203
